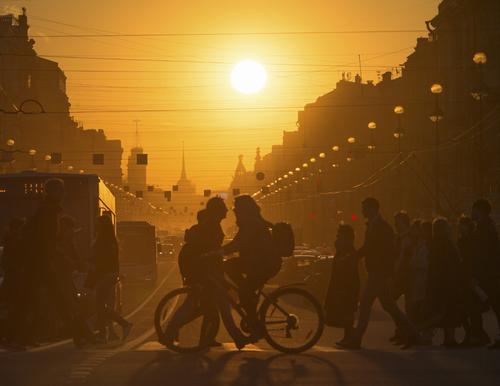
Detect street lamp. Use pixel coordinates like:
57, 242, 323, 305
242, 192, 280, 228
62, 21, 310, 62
28, 148, 37, 170
430, 83, 444, 214
472, 52, 488, 195
347, 137, 356, 144
310, 157, 316, 163
368, 121, 376, 151
332, 145, 340, 152
44, 154, 52, 172
393, 106, 405, 153
6, 139, 15, 147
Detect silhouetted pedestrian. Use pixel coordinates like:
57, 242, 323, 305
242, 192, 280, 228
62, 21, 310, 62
24, 178, 92, 347
324, 224, 359, 346
458, 215, 490, 346
338, 197, 420, 349
470, 199, 500, 349
1, 218, 27, 349
92, 215, 132, 343
391, 211, 412, 344
165, 198, 228, 348
425, 218, 463, 347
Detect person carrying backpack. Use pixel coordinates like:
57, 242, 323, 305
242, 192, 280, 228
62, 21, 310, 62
222, 195, 284, 333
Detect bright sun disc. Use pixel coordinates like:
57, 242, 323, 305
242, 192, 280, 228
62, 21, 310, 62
231, 60, 267, 94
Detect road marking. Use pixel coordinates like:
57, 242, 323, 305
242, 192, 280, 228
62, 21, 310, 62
222, 342, 264, 351
29, 263, 176, 353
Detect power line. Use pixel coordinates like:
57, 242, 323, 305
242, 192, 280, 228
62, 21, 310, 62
6, 29, 429, 39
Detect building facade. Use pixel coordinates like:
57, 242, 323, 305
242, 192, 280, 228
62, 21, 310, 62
0, 9, 123, 184
255, 0, 500, 246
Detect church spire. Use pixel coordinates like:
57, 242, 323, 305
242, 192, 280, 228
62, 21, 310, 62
235, 154, 247, 177
180, 142, 187, 180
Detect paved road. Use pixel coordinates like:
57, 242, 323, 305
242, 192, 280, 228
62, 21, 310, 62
2, 262, 500, 386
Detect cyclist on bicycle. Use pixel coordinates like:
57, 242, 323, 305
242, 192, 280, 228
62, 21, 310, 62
220, 195, 282, 336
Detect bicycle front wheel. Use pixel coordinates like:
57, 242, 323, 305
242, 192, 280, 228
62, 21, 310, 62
154, 287, 219, 353
259, 286, 324, 354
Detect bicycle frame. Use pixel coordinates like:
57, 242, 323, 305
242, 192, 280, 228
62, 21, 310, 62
208, 274, 293, 322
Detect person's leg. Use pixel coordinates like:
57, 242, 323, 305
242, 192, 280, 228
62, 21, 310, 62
353, 276, 379, 341
95, 279, 109, 339
199, 290, 221, 346
378, 280, 419, 341
213, 283, 247, 347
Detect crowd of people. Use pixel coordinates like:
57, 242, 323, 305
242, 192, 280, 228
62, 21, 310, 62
0, 178, 132, 350
3, 178, 498, 352
325, 197, 500, 349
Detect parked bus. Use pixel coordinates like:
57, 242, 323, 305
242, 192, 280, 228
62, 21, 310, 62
0, 171, 115, 261
116, 221, 157, 285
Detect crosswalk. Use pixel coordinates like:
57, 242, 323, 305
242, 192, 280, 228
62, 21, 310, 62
132, 340, 414, 353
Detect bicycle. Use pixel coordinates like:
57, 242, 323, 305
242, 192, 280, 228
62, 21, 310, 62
154, 274, 325, 354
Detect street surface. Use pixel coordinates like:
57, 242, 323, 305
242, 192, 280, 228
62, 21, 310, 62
1, 262, 500, 386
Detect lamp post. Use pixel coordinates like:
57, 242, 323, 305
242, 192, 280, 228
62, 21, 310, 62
368, 121, 377, 151
331, 145, 340, 168
28, 148, 37, 170
430, 83, 444, 214
472, 52, 488, 195
393, 106, 405, 154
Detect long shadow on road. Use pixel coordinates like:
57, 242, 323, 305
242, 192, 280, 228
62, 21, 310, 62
125, 350, 345, 386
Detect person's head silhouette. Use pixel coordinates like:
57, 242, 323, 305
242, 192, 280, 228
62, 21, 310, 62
233, 195, 261, 225
361, 197, 379, 220
44, 178, 65, 203
206, 196, 228, 221
471, 198, 491, 222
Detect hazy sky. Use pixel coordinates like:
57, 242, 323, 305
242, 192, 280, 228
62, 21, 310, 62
3, 0, 441, 190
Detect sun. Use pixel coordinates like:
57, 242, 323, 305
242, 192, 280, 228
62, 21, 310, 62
230, 60, 267, 94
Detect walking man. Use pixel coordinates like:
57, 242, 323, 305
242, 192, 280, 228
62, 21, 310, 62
338, 197, 420, 349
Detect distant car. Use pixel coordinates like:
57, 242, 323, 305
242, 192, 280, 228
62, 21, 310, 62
158, 243, 175, 260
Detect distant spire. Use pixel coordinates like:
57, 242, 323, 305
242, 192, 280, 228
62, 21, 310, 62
180, 142, 187, 180
235, 154, 247, 177
133, 119, 141, 147
255, 147, 261, 162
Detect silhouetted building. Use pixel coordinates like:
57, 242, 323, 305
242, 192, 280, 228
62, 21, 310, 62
257, 0, 500, 245
127, 147, 147, 193
0, 9, 122, 184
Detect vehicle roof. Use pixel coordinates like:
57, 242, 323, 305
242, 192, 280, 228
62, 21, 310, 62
0, 171, 99, 180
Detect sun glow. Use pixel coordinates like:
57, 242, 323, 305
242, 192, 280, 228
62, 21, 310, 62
230, 60, 267, 94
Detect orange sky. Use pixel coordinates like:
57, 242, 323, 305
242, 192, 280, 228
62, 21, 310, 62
3, 0, 441, 190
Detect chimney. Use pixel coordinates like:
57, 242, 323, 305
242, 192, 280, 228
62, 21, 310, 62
382, 71, 392, 82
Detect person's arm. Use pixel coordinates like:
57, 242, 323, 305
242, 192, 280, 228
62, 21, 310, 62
221, 231, 242, 255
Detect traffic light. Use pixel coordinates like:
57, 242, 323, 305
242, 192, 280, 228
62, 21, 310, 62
172, 185, 179, 192
93, 153, 104, 165
136, 153, 148, 165
164, 191, 172, 201
204, 189, 211, 197
147, 185, 154, 192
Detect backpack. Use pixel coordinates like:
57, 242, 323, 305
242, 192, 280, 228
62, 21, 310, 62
272, 222, 295, 257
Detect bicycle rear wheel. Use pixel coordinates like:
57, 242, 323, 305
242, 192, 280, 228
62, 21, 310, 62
154, 287, 219, 353
259, 286, 324, 354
